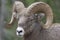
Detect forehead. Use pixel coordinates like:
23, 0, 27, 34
18, 16, 27, 24
19, 9, 29, 16
18, 9, 31, 25
18, 12, 28, 25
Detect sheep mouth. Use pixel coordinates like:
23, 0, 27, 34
16, 32, 25, 37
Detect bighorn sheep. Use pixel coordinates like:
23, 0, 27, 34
9, 1, 60, 40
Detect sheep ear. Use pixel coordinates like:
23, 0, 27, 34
38, 13, 45, 20
27, 13, 45, 21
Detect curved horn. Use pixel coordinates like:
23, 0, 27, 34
13, 1, 25, 12
8, 1, 25, 24
27, 2, 53, 29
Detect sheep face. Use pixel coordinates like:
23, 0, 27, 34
16, 10, 43, 37
16, 15, 34, 37
16, 10, 34, 37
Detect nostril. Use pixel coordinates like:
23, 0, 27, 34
17, 30, 23, 33
20, 30, 22, 33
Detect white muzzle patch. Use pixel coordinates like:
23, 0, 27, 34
16, 27, 25, 37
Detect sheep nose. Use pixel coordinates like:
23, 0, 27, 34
16, 27, 25, 36
17, 30, 23, 33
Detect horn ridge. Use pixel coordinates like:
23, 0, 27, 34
27, 2, 53, 29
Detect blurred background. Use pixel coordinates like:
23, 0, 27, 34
0, 0, 60, 40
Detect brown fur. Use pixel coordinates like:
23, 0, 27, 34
9, 1, 60, 40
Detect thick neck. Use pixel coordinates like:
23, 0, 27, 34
24, 22, 42, 40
